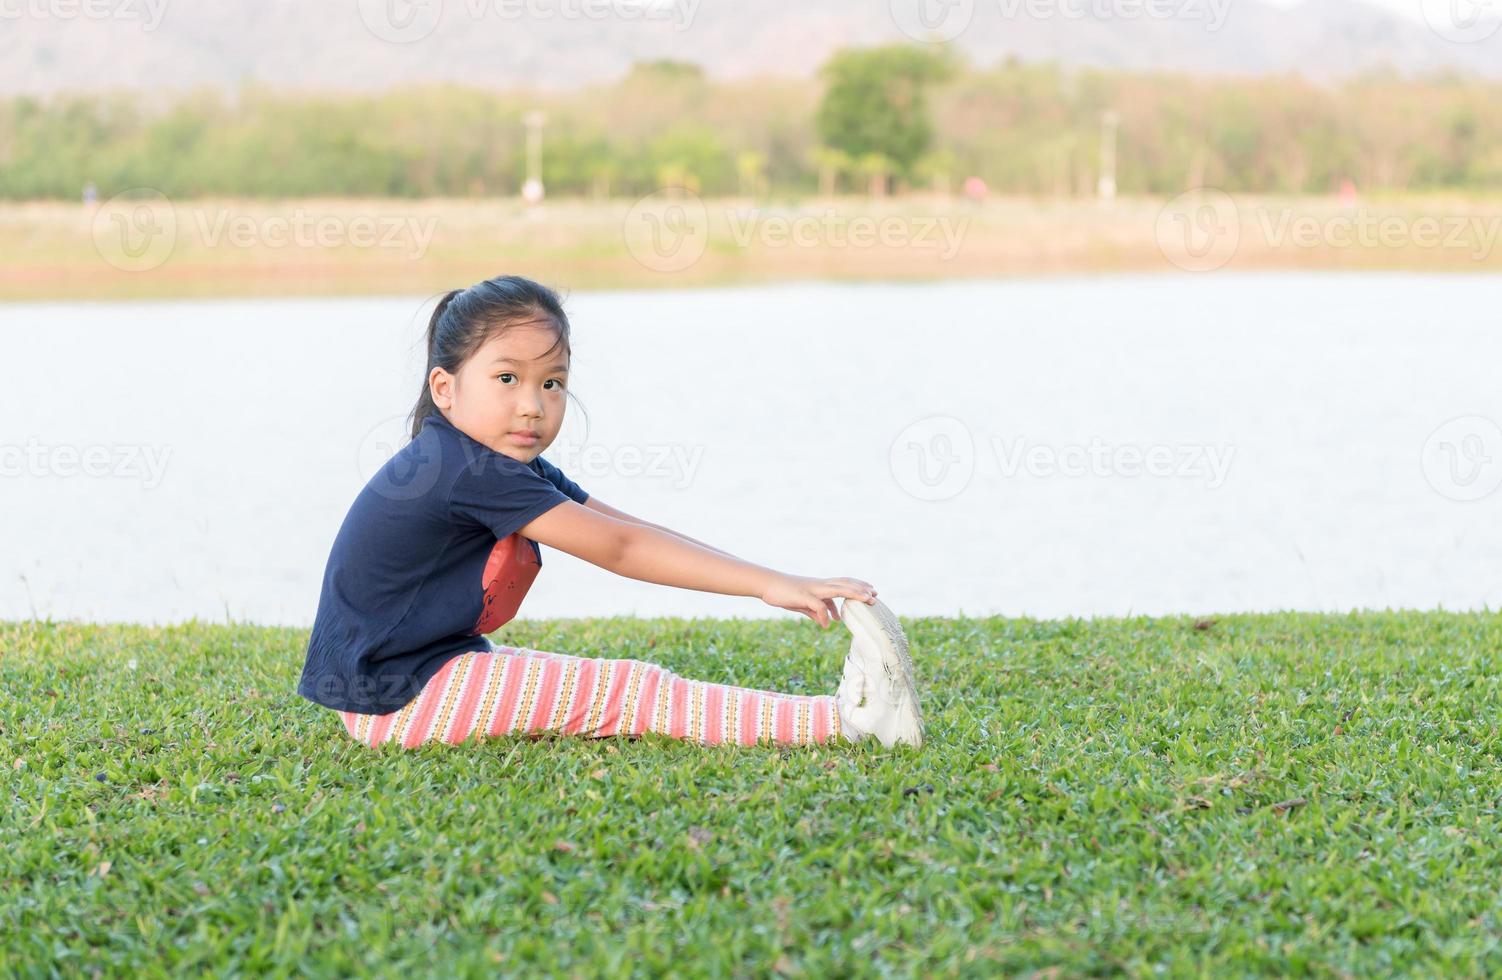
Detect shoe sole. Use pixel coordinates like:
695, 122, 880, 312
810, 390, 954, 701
840, 597, 924, 744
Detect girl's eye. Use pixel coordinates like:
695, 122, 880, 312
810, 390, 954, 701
496, 373, 563, 389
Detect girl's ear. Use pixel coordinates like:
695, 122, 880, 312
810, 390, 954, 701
429, 366, 454, 411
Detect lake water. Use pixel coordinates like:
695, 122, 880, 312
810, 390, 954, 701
3, 272, 1500, 627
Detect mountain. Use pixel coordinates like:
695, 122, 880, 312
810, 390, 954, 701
2, 0, 1499, 96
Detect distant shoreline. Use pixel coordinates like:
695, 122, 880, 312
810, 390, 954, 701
6, 193, 1502, 301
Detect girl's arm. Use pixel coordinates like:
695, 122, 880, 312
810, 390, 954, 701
519, 501, 876, 629
583, 496, 737, 559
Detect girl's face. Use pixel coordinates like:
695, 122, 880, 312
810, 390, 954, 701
429, 321, 569, 464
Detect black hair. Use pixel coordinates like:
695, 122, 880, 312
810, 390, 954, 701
408, 275, 579, 440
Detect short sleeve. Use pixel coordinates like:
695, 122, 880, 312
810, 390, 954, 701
534, 455, 589, 504
448, 453, 576, 540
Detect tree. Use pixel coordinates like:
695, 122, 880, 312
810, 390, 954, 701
914, 148, 959, 196
815, 45, 958, 185
736, 150, 768, 198
623, 59, 706, 86
811, 146, 852, 197
854, 152, 894, 198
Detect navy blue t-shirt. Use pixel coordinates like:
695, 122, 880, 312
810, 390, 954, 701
297, 410, 588, 714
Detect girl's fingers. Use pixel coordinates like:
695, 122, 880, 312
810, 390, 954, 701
813, 579, 878, 601
824, 597, 840, 621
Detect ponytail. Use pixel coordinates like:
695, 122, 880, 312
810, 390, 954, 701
408, 288, 464, 440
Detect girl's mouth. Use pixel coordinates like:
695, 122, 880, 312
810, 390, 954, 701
510, 432, 540, 446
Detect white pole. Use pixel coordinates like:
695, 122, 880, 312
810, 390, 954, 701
523, 110, 546, 205
1098, 110, 1119, 202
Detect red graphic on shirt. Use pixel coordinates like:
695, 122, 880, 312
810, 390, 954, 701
473, 532, 541, 635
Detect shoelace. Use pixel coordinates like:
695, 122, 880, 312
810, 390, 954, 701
843, 641, 917, 707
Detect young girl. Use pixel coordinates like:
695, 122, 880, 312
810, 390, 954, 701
296, 275, 924, 750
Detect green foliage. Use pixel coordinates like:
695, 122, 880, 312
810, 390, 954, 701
623, 59, 707, 85
4, 612, 1502, 973
5, 53, 1502, 200
815, 44, 960, 183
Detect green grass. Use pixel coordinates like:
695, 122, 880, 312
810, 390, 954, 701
3, 612, 1501, 977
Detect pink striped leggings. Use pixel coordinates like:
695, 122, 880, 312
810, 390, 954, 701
337, 645, 847, 749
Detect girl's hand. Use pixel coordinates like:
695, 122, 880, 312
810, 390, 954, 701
760, 574, 878, 629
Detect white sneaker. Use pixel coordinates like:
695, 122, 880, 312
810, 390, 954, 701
834, 597, 924, 748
